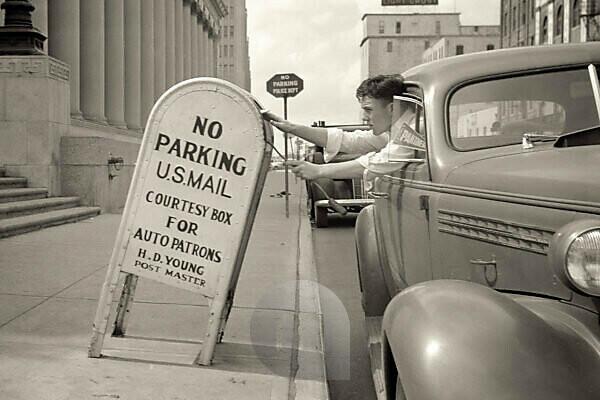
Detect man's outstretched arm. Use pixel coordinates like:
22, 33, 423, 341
287, 159, 365, 180
262, 110, 329, 148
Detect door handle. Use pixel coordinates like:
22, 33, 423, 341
367, 191, 390, 199
469, 256, 496, 266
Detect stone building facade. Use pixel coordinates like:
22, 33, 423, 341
500, 0, 600, 47
422, 25, 500, 63
0, 0, 239, 213
218, 0, 251, 91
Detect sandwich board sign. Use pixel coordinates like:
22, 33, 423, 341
89, 78, 272, 365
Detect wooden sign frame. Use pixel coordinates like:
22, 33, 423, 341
88, 78, 273, 366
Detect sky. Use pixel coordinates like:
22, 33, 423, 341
246, 0, 500, 150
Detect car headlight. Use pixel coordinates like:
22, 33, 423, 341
550, 220, 600, 296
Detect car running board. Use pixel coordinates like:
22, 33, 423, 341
365, 316, 387, 400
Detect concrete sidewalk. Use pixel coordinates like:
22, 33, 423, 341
0, 171, 328, 400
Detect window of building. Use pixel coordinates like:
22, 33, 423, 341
230, 5, 234, 14
223, 45, 228, 57
556, 5, 563, 38
230, 45, 234, 57
572, 0, 580, 27
542, 16, 548, 43
474, 25, 479, 32
531, 0, 535, 18
396, 21, 401, 34
456, 44, 464, 55
487, 44, 495, 50
379, 20, 385, 34
435, 20, 441, 35
522, 0, 527, 24
230, 25, 234, 37
512, 6, 517, 30
424, 40, 430, 49
387, 41, 393, 52
223, 26, 228, 38
503, 12, 508, 35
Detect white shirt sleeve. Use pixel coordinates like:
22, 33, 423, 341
324, 127, 388, 162
357, 140, 418, 175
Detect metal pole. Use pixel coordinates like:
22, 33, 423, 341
283, 96, 289, 218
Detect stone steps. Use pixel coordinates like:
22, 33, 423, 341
0, 177, 27, 189
0, 196, 81, 220
0, 167, 101, 238
0, 207, 101, 239
0, 187, 48, 203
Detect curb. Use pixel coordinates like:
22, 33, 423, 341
291, 185, 329, 400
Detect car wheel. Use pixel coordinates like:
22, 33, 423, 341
315, 206, 328, 228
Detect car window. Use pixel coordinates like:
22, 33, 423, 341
386, 94, 426, 162
448, 68, 600, 150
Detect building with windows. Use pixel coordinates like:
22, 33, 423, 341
0, 0, 228, 212
217, 0, 251, 91
501, 0, 600, 47
422, 25, 500, 63
361, 13, 499, 78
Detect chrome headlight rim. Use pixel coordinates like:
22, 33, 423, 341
549, 220, 600, 297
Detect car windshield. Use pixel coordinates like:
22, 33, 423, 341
448, 67, 600, 151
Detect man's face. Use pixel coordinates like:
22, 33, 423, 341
359, 96, 393, 135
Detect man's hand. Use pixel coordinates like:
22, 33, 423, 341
286, 160, 322, 180
261, 110, 296, 134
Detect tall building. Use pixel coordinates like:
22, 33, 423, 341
501, 0, 600, 47
422, 25, 500, 63
217, 0, 251, 91
361, 13, 499, 78
0, 0, 228, 212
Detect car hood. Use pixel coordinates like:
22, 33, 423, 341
444, 145, 600, 204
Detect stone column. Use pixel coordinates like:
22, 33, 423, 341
197, 13, 205, 76
154, 0, 166, 97
191, 5, 198, 77
141, 1, 155, 125
202, 25, 209, 77
547, 2, 554, 44
175, 0, 184, 82
183, 0, 191, 79
124, 0, 141, 130
31, 0, 47, 53
211, 33, 218, 77
534, 0, 541, 45
105, 0, 126, 128
563, 0, 571, 43
165, 0, 176, 88
80, 0, 106, 123
48, 0, 82, 118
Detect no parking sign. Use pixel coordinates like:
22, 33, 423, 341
89, 78, 273, 365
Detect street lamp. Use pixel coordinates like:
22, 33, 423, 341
0, 0, 46, 55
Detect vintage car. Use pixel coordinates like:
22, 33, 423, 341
306, 123, 374, 227
355, 42, 600, 400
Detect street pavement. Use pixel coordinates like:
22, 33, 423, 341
0, 171, 328, 400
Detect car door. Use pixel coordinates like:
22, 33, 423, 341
372, 92, 433, 294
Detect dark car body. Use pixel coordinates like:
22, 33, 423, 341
355, 43, 600, 400
305, 124, 374, 227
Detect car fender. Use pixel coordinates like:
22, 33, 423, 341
355, 205, 390, 316
383, 280, 600, 400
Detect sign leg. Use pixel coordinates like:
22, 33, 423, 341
216, 290, 235, 343
89, 264, 127, 357
112, 273, 139, 336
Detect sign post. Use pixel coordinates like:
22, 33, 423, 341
266, 73, 304, 218
88, 78, 272, 366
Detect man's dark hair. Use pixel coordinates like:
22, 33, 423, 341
355, 74, 405, 103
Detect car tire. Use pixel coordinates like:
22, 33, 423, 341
315, 206, 328, 228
